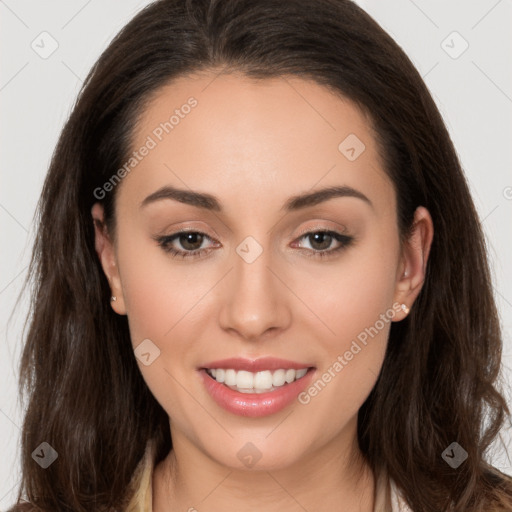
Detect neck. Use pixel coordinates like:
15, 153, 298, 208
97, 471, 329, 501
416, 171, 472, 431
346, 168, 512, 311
153, 418, 375, 512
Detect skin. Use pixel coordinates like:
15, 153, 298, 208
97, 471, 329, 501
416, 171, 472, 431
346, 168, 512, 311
92, 71, 433, 512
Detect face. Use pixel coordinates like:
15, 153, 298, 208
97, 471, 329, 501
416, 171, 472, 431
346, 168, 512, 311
92, 71, 432, 472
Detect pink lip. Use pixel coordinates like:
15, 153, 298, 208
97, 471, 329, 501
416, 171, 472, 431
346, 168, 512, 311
198, 366, 316, 418
200, 357, 314, 372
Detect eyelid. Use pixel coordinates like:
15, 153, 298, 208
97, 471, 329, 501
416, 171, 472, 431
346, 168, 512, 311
158, 222, 220, 240
159, 221, 347, 243
293, 220, 348, 239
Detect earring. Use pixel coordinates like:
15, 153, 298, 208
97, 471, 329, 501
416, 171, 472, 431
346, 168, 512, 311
110, 296, 117, 302
401, 303, 410, 315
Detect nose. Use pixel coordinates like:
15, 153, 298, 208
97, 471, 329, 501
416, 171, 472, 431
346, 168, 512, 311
218, 240, 291, 342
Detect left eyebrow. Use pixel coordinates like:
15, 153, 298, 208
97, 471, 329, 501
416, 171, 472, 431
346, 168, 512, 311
282, 185, 373, 211
139, 184, 373, 212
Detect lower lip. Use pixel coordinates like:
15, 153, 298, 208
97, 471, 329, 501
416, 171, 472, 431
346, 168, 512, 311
199, 368, 316, 417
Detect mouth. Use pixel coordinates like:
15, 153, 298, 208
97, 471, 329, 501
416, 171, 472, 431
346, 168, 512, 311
203, 367, 312, 394
198, 357, 316, 417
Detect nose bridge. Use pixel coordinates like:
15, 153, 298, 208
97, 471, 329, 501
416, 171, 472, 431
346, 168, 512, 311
218, 234, 290, 339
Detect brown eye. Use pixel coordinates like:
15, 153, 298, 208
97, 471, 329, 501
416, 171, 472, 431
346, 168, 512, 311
178, 232, 205, 251
155, 230, 218, 259
307, 232, 334, 251
292, 230, 354, 259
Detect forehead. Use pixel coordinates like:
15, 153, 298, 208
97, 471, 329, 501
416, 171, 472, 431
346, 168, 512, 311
118, 71, 394, 218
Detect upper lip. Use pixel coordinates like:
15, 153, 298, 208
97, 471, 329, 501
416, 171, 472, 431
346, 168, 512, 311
200, 357, 315, 372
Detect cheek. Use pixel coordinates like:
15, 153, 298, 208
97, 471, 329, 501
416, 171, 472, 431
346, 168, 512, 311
292, 228, 399, 346
116, 240, 211, 417
118, 236, 215, 347
292, 290, 393, 450
116, 237, 225, 406
289, 230, 398, 414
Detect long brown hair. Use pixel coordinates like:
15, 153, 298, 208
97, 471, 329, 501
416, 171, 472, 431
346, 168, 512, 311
8, 0, 512, 510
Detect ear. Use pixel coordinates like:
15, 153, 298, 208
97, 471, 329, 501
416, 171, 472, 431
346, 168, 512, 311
91, 203, 127, 315
392, 206, 434, 321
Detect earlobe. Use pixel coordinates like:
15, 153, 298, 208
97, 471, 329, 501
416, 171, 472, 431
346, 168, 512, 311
393, 206, 434, 320
91, 203, 127, 315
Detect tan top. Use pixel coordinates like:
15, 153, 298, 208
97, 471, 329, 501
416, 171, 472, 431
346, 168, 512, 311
125, 440, 412, 512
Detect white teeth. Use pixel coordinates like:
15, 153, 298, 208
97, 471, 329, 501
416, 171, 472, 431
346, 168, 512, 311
206, 367, 309, 393
236, 370, 254, 389
272, 369, 286, 386
224, 369, 237, 386
296, 368, 307, 379
253, 370, 273, 390
285, 369, 296, 383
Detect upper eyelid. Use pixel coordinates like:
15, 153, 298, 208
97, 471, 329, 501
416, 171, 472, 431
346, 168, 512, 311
294, 222, 348, 238
162, 219, 348, 238
161, 227, 347, 247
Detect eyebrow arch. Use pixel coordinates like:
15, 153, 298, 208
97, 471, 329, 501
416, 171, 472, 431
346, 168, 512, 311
283, 185, 373, 211
140, 184, 373, 212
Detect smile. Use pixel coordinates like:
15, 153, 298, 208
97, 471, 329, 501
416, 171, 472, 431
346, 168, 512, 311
198, 357, 316, 417
205, 368, 309, 393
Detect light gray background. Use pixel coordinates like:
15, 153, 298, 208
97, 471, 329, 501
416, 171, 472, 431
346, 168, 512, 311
1, 0, 511, 507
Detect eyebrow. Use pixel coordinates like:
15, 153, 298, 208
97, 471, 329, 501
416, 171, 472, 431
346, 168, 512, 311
140, 184, 373, 212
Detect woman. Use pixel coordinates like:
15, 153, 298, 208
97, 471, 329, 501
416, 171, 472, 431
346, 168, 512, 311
8, 0, 512, 510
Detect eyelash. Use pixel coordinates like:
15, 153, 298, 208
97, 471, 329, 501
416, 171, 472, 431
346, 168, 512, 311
154, 229, 354, 260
